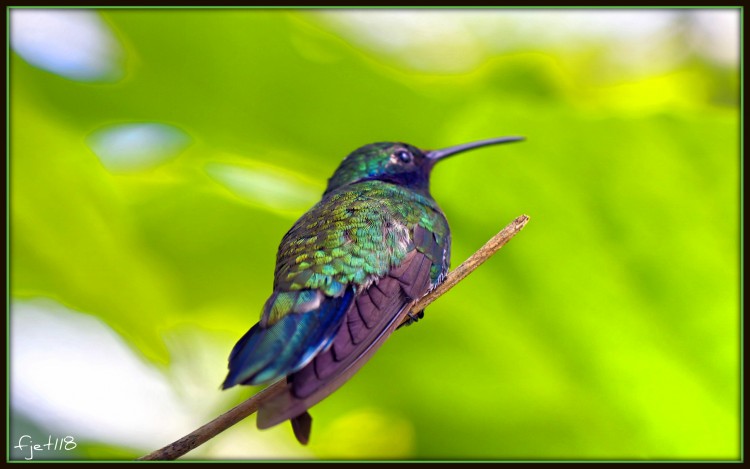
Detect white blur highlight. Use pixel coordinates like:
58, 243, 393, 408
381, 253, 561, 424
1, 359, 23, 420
313, 9, 739, 73
10, 299, 194, 449
10, 9, 123, 81
87, 123, 191, 172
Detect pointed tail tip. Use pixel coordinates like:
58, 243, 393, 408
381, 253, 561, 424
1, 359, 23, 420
290, 412, 313, 445
222, 368, 262, 390
221, 374, 237, 390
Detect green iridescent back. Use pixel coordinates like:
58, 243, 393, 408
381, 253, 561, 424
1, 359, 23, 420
263, 180, 450, 326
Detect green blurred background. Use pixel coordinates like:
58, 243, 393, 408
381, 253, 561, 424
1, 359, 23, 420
9, 8, 740, 461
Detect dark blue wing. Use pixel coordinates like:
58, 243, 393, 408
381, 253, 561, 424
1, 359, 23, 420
222, 287, 355, 388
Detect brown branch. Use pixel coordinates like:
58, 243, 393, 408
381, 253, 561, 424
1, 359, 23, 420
409, 214, 530, 314
138, 214, 530, 461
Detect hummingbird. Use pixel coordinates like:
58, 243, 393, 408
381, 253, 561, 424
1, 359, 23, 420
222, 136, 524, 444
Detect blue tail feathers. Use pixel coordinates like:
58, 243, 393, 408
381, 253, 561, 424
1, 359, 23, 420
223, 287, 355, 388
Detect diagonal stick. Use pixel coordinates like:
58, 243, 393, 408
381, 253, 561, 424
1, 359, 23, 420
139, 214, 530, 460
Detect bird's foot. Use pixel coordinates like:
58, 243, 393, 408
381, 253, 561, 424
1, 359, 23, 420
397, 310, 425, 329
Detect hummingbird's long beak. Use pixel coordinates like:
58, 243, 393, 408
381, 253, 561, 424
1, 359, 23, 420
426, 136, 525, 163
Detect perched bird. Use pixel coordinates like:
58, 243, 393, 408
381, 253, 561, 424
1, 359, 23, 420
222, 136, 524, 444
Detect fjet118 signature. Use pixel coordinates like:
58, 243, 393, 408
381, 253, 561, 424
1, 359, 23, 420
14, 435, 77, 460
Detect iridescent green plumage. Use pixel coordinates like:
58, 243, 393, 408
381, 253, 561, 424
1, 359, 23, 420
223, 137, 523, 445
274, 180, 449, 298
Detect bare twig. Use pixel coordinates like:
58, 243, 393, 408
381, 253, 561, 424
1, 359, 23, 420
410, 214, 530, 314
139, 214, 530, 460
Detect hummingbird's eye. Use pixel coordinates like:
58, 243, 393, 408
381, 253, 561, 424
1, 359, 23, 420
394, 150, 413, 164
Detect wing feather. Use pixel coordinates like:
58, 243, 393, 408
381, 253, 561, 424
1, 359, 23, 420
222, 287, 355, 388
256, 250, 433, 429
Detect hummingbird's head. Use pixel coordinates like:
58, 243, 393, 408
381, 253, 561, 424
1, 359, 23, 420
324, 142, 429, 195
324, 137, 524, 196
